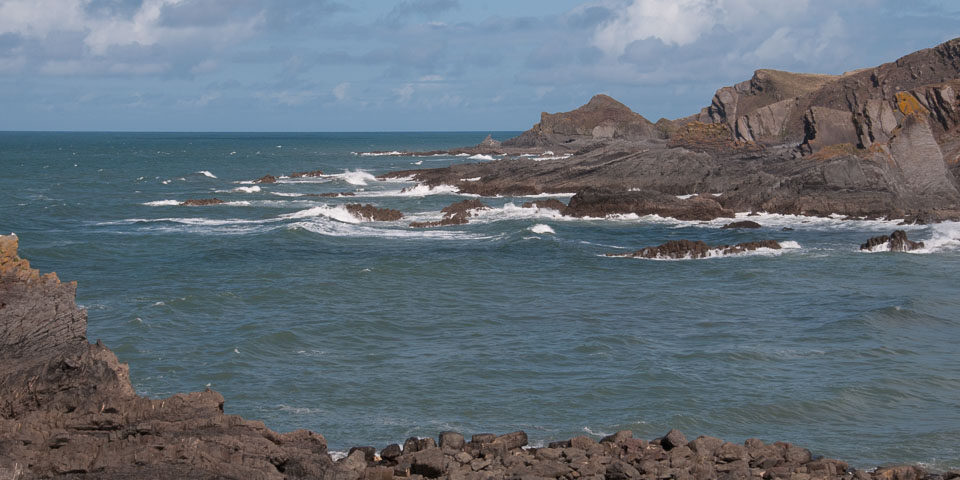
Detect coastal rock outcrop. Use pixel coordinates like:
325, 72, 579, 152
383, 37, 960, 224
290, 169, 325, 178
607, 239, 782, 259
722, 220, 762, 229
345, 204, 403, 222
255, 174, 277, 184
860, 230, 926, 252
565, 188, 735, 221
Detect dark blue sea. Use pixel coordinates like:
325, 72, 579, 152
2, 132, 959, 469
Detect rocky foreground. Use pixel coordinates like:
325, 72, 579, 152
380, 38, 960, 224
0, 234, 949, 478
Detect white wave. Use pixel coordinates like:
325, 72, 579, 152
355, 184, 469, 198
912, 222, 960, 253
413, 160, 423, 165
381, 175, 415, 183
468, 203, 565, 224
196, 170, 217, 178
161, 179, 171, 185
359, 151, 402, 156
330, 451, 348, 461
542, 151, 554, 156
340, 169, 378, 185
142, 200, 180, 206
280, 205, 362, 224
583, 426, 611, 437
456, 153, 470, 157
530, 224, 555, 234
461, 177, 481, 182
676, 194, 697, 200
513, 192, 576, 199
712, 193, 723, 197
270, 192, 304, 197
289, 219, 493, 240
223, 201, 251, 206
468, 154, 495, 161
232, 185, 261, 193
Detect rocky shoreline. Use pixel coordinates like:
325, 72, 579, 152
0, 233, 947, 478
370, 38, 960, 225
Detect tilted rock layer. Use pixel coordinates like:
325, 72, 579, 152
385, 37, 960, 224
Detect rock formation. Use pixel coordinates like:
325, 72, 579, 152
721, 221, 762, 229
290, 169, 325, 178
607, 239, 782, 260
345, 204, 404, 222
860, 230, 926, 252
256, 174, 277, 184
382, 37, 960, 223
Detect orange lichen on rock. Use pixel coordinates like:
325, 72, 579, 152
895, 91, 929, 116
667, 121, 764, 154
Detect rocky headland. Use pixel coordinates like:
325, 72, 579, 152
0, 234, 952, 478
379, 38, 960, 224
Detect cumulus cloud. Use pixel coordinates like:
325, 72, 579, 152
332, 82, 350, 101
593, 0, 810, 54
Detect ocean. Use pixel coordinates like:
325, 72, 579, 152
2, 132, 959, 469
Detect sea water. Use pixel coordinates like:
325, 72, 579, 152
2, 132, 959, 469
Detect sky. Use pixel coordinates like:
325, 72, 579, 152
0, 0, 958, 132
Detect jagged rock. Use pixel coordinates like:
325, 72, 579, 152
255, 174, 277, 183
345, 204, 403, 222
180, 198, 225, 206
721, 220, 762, 229
608, 239, 782, 259
860, 230, 925, 252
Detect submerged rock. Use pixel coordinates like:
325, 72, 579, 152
608, 239, 782, 259
860, 230, 925, 252
255, 174, 277, 183
345, 203, 403, 222
180, 198, 224, 206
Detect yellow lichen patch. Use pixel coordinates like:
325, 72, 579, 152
895, 91, 929, 116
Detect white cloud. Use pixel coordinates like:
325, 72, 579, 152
332, 82, 350, 101
593, 0, 811, 55
395, 83, 415, 103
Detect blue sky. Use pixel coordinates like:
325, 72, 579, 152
0, 0, 957, 131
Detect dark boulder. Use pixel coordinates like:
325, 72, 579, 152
566, 187, 735, 221
410, 200, 490, 228
722, 220, 762, 229
255, 174, 277, 183
660, 430, 688, 451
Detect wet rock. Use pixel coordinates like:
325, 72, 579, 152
349, 446, 377, 462
608, 239, 781, 259
410, 448, 445, 478
255, 174, 277, 183
180, 198, 225, 206
860, 230, 925, 252
660, 430, 688, 451
345, 203, 404, 222
566, 187, 735, 221
722, 220, 762, 229
380, 443, 402, 462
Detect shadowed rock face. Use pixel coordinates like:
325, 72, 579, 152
345, 203, 403, 222
180, 198, 225, 206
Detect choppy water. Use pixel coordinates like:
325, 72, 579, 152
3, 132, 960, 470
